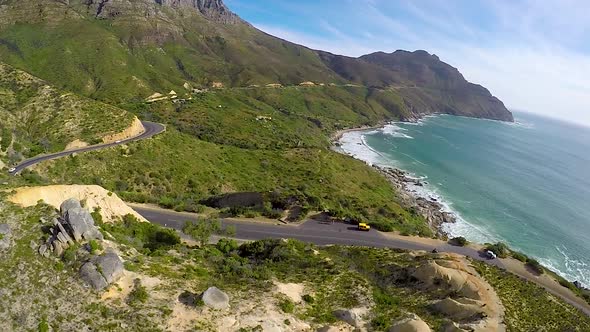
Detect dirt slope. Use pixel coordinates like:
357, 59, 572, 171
8, 185, 146, 222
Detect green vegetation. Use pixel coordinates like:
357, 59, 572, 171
0, 6, 343, 102
545, 269, 590, 305
302, 294, 315, 304
90, 207, 103, 226
450, 236, 468, 246
135, 86, 407, 150
510, 250, 528, 262
127, 279, 149, 305
101, 214, 180, 254
525, 258, 544, 274
278, 298, 295, 313
37, 317, 49, 332
62, 243, 81, 265
1, 198, 588, 331
473, 261, 590, 331
88, 239, 103, 254
507, 249, 544, 274
44, 127, 432, 236
484, 242, 509, 258
216, 238, 239, 254
0, 63, 135, 164
183, 219, 236, 246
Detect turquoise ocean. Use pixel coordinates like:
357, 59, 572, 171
339, 112, 590, 286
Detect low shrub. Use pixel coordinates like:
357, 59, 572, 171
302, 294, 315, 304
262, 208, 284, 219
485, 242, 509, 258
62, 243, 80, 264
216, 238, 238, 254
88, 239, 103, 254
127, 278, 148, 305
526, 258, 544, 274
101, 214, 180, 254
38, 317, 49, 332
183, 219, 221, 246
278, 298, 294, 313
510, 251, 528, 262
91, 207, 103, 226
368, 221, 394, 232
371, 314, 390, 330
450, 236, 468, 247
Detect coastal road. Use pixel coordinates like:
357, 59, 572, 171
133, 205, 504, 268
134, 205, 590, 316
9, 121, 165, 174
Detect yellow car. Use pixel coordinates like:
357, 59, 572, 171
358, 223, 371, 231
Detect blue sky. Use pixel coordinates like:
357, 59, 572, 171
225, 0, 590, 126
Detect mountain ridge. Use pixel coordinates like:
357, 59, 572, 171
0, 0, 512, 122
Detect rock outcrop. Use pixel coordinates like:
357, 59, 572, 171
389, 314, 432, 332
412, 255, 505, 331
65, 207, 103, 242
377, 167, 456, 236
60, 198, 81, 214
333, 307, 368, 328
201, 286, 229, 309
80, 252, 124, 290
78, 0, 241, 24
39, 198, 103, 257
0, 224, 12, 250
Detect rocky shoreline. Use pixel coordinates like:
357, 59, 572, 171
375, 166, 457, 238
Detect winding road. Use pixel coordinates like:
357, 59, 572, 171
9, 121, 165, 174
132, 204, 590, 316
133, 205, 503, 265
7, 119, 590, 316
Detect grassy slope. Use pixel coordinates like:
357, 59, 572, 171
0, 2, 343, 102
0, 1, 509, 123
474, 261, 590, 331
2, 200, 588, 331
39, 128, 431, 236
125, 85, 410, 149
0, 63, 135, 163
20, 83, 433, 235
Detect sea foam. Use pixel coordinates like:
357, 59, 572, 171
338, 124, 504, 246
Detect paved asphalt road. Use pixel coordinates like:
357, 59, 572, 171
133, 206, 504, 269
136, 206, 590, 316
9, 121, 165, 174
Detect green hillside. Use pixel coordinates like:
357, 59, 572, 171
0, 63, 135, 165
0, 0, 342, 102
0, 0, 511, 121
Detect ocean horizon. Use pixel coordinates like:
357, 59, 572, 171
339, 111, 590, 287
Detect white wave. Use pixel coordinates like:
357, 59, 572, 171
393, 169, 500, 244
549, 245, 589, 288
338, 131, 389, 167
380, 124, 413, 138
506, 120, 535, 129
401, 114, 440, 126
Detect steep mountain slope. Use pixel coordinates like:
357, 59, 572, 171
0, 0, 511, 121
0, 62, 135, 165
319, 50, 513, 121
0, 0, 342, 101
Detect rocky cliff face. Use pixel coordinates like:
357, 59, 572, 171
77, 0, 239, 23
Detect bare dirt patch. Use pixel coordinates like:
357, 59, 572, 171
9, 185, 146, 222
